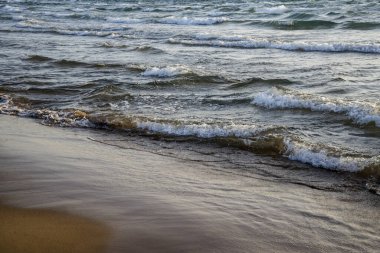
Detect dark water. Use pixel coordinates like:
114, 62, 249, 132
0, 0, 380, 177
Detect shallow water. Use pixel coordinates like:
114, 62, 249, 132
0, 1, 379, 179
1, 115, 380, 253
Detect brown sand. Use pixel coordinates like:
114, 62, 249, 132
0, 203, 109, 253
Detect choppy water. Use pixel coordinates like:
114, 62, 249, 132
1, 0, 380, 178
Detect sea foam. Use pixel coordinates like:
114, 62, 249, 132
256, 5, 288, 14
160, 16, 227, 25
252, 89, 380, 127
107, 17, 144, 24
284, 139, 363, 172
168, 36, 380, 54
136, 121, 265, 138
142, 66, 190, 78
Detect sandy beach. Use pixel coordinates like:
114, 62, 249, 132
0, 114, 379, 253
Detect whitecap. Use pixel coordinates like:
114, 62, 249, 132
252, 89, 380, 127
284, 139, 365, 172
107, 17, 144, 24
160, 16, 227, 25
141, 66, 190, 78
256, 5, 288, 14
136, 121, 265, 138
168, 36, 380, 54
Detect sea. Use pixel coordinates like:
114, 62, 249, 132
0, 0, 379, 184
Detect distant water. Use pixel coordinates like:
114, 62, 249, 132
0, 0, 380, 178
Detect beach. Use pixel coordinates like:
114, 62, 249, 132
1, 115, 379, 253
1, 1, 380, 252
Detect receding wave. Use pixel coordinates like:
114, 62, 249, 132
252, 88, 380, 127
168, 36, 380, 54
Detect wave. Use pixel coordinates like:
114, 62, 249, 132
250, 20, 338, 30
132, 45, 165, 54
252, 88, 380, 127
159, 16, 227, 25
255, 5, 288, 14
25, 54, 53, 62
136, 121, 267, 139
24, 55, 125, 69
1, 95, 379, 176
141, 66, 191, 78
284, 139, 375, 172
168, 36, 380, 54
107, 17, 144, 24
226, 77, 294, 89
342, 21, 380, 30
1, 5, 21, 13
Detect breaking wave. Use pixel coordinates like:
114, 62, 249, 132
1, 94, 379, 176
141, 66, 191, 78
160, 16, 227, 25
255, 5, 288, 14
252, 88, 380, 127
168, 36, 380, 54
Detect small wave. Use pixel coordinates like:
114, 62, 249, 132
250, 20, 338, 30
136, 121, 266, 139
25, 54, 125, 69
227, 77, 294, 89
252, 88, 380, 127
0, 96, 92, 127
107, 17, 144, 24
25, 55, 53, 62
256, 5, 288, 14
132, 45, 165, 54
284, 139, 366, 172
168, 36, 380, 54
2, 97, 379, 177
58, 30, 117, 37
342, 21, 380, 30
141, 66, 191, 78
1, 5, 21, 13
160, 16, 227, 25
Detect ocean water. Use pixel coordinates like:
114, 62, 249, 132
0, 0, 380, 179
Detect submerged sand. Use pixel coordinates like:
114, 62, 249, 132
0, 115, 379, 253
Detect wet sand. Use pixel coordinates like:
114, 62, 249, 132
0, 203, 109, 253
1, 115, 380, 253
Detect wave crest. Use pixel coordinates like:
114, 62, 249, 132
252, 88, 380, 127
168, 35, 380, 54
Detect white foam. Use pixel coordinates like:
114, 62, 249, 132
142, 66, 190, 78
59, 30, 113, 37
252, 89, 380, 127
284, 139, 363, 172
160, 16, 227, 25
256, 5, 288, 14
107, 17, 144, 24
2, 5, 21, 13
168, 37, 380, 54
136, 121, 264, 138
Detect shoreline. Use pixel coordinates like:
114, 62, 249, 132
1, 115, 380, 253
